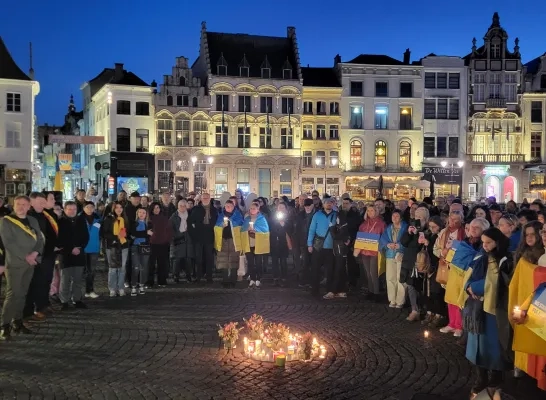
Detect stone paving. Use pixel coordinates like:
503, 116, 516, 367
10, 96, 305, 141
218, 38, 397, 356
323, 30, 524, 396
0, 275, 544, 400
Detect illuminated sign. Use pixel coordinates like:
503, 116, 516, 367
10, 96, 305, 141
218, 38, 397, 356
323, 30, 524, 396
481, 166, 509, 176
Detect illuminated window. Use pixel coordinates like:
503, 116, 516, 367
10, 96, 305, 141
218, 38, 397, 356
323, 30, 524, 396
399, 107, 412, 130
399, 141, 411, 170
375, 105, 388, 129
350, 140, 362, 168
374, 140, 387, 169
350, 106, 363, 129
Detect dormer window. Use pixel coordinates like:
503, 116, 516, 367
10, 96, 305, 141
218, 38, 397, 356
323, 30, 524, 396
239, 54, 250, 78
490, 42, 501, 59
217, 52, 228, 76
261, 56, 271, 79
179, 76, 186, 86
282, 58, 293, 79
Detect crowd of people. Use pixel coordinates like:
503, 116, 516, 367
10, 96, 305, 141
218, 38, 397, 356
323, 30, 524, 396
0, 188, 545, 399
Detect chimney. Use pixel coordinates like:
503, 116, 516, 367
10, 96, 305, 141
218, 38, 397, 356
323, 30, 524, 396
334, 54, 341, 67
287, 26, 296, 38
114, 63, 124, 80
403, 49, 411, 65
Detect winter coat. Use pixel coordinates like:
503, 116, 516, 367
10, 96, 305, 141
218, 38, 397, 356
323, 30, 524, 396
149, 213, 172, 245
293, 209, 314, 248
379, 222, 408, 259
169, 212, 194, 259
83, 212, 101, 254
130, 219, 152, 246
270, 216, 292, 259
357, 216, 386, 256
307, 210, 338, 250
400, 225, 431, 286
101, 214, 130, 249
58, 216, 89, 268
188, 204, 218, 245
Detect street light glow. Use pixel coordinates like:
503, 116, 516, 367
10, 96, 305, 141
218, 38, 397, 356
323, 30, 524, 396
191, 156, 197, 164
441, 161, 448, 168
457, 160, 465, 168
207, 156, 214, 164
315, 158, 321, 166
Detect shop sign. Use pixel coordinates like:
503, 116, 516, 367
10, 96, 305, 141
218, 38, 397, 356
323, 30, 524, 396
481, 166, 509, 176
421, 167, 462, 185
108, 176, 115, 195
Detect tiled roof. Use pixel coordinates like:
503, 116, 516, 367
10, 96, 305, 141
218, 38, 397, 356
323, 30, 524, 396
524, 56, 543, 75
0, 37, 31, 81
344, 54, 405, 66
205, 32, 298, 79
88, 67, 149, 98
301, 67, 341, 87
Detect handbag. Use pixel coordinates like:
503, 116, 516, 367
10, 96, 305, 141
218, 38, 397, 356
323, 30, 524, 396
415, 246, 430, 273
138, 244, 151, 255
313, 212, 335, 251
333, 240, 348, 257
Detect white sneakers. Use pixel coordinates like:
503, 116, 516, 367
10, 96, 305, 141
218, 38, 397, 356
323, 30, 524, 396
84, 292, 99, 299
109, 290, 116, 297
118, 289, 126, 297
323, 292, 335, 299
439, 326, 463, 337
249, 280, 261, 288
131, 288, 138, 296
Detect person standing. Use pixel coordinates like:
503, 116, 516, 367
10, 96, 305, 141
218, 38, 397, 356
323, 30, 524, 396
380, 209, 407, 308
241, 202, 270, 288
147, 202, 172, 287
188, 193, 218, 283
0, 196, 44, 340
169, 199, 194, 283
81, 201, 101, 299
160, 192, 176, 218
358, 206, 386, 301
130, 208, 152, 295
57, 201, 89, 310
270, 202, 293, 287
123, 191, 141, 287
293, 199, 315, 287
102, 201, 130, 296
214, 200, 244, 287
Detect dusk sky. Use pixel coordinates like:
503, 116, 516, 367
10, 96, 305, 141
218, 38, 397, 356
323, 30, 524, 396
2, 0, 546, 125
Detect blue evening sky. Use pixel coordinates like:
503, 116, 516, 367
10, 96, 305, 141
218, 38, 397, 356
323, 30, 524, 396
2, 0, 545, 125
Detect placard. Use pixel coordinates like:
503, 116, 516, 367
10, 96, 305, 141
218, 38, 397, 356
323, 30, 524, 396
354, 232, 380, 252
526, 284, 546, 342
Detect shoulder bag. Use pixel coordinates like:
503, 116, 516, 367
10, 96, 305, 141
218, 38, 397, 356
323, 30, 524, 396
313, 212, 335, 251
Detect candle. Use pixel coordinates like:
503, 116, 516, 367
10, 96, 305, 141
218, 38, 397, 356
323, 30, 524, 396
275, 354, 286, 367
249, 221, 254, 229
223, 216, 228, 226
287, 345, 295, 355
424, 330, 430, 339
255, 339, 262, 351
273, 351, 279, 362
513, 306, 522, 319
248, 343, 255, 354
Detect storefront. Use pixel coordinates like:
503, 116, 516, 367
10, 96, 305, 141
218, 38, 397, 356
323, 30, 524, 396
301, 176, 340, 197
344, 174, 426, 201
466, 165, 522, 203
526, 167, 546, 200
422, 166, 463, 199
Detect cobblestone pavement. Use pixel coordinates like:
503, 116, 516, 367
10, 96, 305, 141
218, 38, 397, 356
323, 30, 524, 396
0, 274, 543, 400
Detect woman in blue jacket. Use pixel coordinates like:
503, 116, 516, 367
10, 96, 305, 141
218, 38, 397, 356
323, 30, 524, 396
81, 201, 101, 299
380, 209, 407, 308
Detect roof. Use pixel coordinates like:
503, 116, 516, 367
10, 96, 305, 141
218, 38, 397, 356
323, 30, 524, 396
344, 54, 405, 66
301, 67, 341, 87
0, 37, 31, 81
87, 67, 149, 98
524, 55, 544, 75
205, 32, 298, 79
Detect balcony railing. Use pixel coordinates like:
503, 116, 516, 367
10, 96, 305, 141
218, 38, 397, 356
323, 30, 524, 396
345, 165, 414, 173
468, 154, 525, 163
486, 98, 507, 109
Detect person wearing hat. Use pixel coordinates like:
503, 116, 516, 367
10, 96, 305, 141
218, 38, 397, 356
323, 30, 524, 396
488, 204, 503, 227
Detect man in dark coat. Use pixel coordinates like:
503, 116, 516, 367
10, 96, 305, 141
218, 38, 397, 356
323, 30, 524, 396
188, 192, 217, 283
57, 201, 89, 310
292, 198, 315, 287
123, 191, 142, 285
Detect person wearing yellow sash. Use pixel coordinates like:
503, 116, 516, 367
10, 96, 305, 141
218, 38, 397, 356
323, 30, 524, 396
241, 202, 270, 288
102, 201, 130, 297
0, 195, 44, 341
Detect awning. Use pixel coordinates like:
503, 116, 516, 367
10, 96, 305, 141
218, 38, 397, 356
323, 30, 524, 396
395, 179, 430, 189
366, 180, 394, 189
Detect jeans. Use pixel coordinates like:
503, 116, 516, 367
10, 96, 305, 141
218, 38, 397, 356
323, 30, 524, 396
131, 246, 150, 287
385, 258, 405, 306
246, 249, 264, 281
311, 248, 334, 295
360, 255, 379, 294
148, 243, 169, 285
171, 257, 192, 281
326, 255, 347, 294
106, 248, 128, 292
194, 242, 215, 281
293, 245, 311, 285
59, 266, 84, 304
271, 255, 288, 280
85, 253, 99, 293
406, 284, 419, 312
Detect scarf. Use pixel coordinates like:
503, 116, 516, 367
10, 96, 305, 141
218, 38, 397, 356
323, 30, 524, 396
43, 211, 59, 235
178, 210, 188, 232
203, 203, 211, 224
5, 215, 37, 241
113, 216, 126, 244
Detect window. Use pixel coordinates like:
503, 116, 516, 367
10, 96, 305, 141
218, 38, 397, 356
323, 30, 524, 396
215, 126, 228, 148
374, 141, 387, 170
167, 96, 173, 106
423, 137, 436, 158
504, 74, 517, 102
316, 151, 326, 167
237, 168, 250, 194
279, 169, 292, 195
303, 151, 312, 167
183, 96, 189, 106
216, 94, 229, 112
489, 73, 501, 98
177, 95, 183, 106
175, 119, 190, 146
261, 68, 271, 79
259, 127, 272, 149
135, 102, 149, 116
449, 99, 459, 119
237, 126, 251, 148
157, 120, 173, 146
424, 98, 457, 119
179, 76, 186, 86
541, 75, 546, 90
350, 140, 362, 168
5, 183, 16, 196
350, 106, 363, 129
399, 107, 412, 130
399, 141, 411, 169
218, 65, 227, 76
491, 43, 501, 59
116, 100, 130, 115
474, 83, 485, 102
258, 169, 271, 198
316, 124, 326, 139
531, 132, 542, 159
6, 93, 21, 112
329, 124, 339, 139
280, 128, 292, 149
449, 73, 460, 89
375, 82, 388, 97
436, 137, 447, 157
448, 137, 459, 158
240, 66, 249, 77
215, 168, 229, 195
239, 95, 251, 112
303, 101, 313, 114
400, 82, 413, 97
5, 125, 21, 148
192, 97, 198, 107
303, 124, 313, 139
192, 121, 208, 146
282, 97, 294, 114
350, 82, 363, 96
436, 73, 447, 89
330, 102, 339, 115
531, 101, 543, 123
424, 73, 436, 89
260, 96, 273, 113
283, 69, 292, 79
329, 151, 339, 167
316, 101, 326, 114
136, 129, 149, 152
116, 128, 130, 151
374, 105, 388, 129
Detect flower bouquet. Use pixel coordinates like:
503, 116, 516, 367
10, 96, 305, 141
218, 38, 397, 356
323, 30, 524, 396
268, 323, 290, 351
298, 332, 313, 361
243, 314, 265, 340
218, 322, 242, 350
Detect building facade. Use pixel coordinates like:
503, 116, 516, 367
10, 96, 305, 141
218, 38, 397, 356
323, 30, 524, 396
191, 23, 303, 198
154, 56, 210, 195
465, 13, 530, 202
81, 63, 155, 198
337, 51, 425, 200
0, 37, 40, 200
421, 54, 468, 198
300, 66, 342, 196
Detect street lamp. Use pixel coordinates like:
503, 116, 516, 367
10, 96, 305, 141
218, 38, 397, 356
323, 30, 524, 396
191, 155, 197, 165
207, 156, 214, 164
441, 160, 464, 195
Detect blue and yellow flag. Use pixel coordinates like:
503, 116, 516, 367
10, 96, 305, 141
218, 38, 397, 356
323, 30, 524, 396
444, 240, 478, 307
241, 213, 270, 255
214, 209, 244, 252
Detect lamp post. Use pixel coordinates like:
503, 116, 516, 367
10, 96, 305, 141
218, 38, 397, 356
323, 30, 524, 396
441, 160, 464, 195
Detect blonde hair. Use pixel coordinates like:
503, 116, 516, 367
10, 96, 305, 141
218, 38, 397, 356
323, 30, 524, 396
415, 206, 430, 223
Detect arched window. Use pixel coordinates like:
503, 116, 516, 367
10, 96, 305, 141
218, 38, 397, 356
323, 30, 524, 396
167, 95, 173, 106
399, 141, 411, 170
350, 140, 362, 168
179, 76, 186, 86
374, 140, 387, 170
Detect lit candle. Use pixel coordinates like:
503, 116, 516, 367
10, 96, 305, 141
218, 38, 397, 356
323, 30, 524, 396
319, 346, 326, 359
424, 330, 430, 339
513, 306, 522, 319
248, 343, 255, 354
223, 216, 228, 226
255, 339, 262, 351
249, 221, 254, 230
275, 354, 286, 367
287, 345, 295, 355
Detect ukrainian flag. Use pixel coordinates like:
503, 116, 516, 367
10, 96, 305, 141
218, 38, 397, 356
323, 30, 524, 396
53, 154, 63, 191
214, 209, 244, 252
240, 213, 270, 255
443, 240, 478, 307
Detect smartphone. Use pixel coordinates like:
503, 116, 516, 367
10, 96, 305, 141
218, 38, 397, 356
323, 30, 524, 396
419, 232, 425, 239
410, 219, 421, 229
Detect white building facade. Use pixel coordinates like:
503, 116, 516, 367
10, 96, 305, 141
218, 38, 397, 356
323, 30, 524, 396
0, 37, 40, 199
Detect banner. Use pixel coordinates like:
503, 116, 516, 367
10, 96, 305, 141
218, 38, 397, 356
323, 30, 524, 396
355, 232, 380, 252
58, 154, 72, 171
49, 135, 104, 145
526, 283, 546, 342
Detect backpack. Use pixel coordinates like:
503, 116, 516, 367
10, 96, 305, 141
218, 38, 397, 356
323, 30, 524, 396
415, 247, 430, 273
